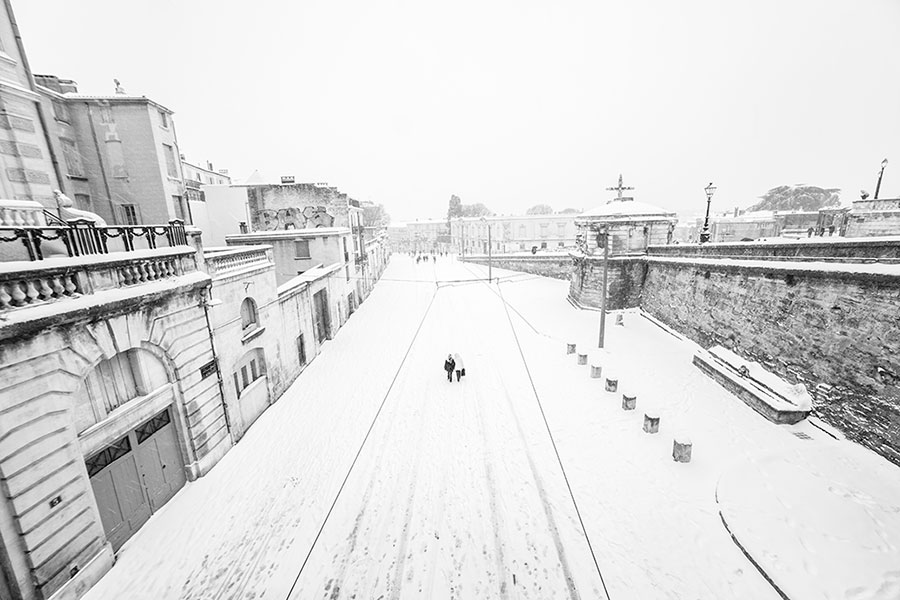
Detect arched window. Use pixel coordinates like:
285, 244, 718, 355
232, 348, 266, 397
240, 298, 259, 331
74, 349, 169, 433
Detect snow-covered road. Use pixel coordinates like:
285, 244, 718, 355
85, 255, 896, 600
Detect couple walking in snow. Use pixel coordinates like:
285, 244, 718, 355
444, 353, 465, 382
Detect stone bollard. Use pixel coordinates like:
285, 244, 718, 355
577, 352, 588, 365
566, 342, 576, 355
615, 313, 624, 326
604, 374, 618, 392
673, 436, 692, 463
590, 360, 603, 379
643, 413, 660, 434
622, 392, 636, 410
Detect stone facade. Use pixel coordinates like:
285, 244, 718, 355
0, 239, 231, 600
0, 3, 61, 206
642, 257, 900, 466
463, 255, 573, 281
450, 214, 579, 255
844, 197, 900, 238
35, 75, 187, 226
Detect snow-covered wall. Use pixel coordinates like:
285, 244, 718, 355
463, 254, 573, 281
642, 258, 900, 466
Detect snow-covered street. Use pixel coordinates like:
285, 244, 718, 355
84, 255, 900, 600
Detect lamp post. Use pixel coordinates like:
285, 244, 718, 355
597, 226, 609, 349
875, 158, 888, 200
480, 216, 492, 282
699, 182, 717, 243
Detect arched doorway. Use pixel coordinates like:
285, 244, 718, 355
75, 349, 187, 550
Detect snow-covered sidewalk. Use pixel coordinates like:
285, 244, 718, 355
84, 256, 900, 600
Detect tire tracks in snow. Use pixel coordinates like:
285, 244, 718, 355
284, 286, 439, 600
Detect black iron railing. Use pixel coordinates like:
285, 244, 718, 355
0, 219, 188, 261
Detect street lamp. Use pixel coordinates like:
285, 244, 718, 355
875, 158, 888, 200
480, 216, 492, 283
699, 182, 717, 243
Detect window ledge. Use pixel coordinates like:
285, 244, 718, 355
241, 326, 265, 344
67, 174, 89, 181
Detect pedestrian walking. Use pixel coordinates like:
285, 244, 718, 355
444, 354, 455, 382
453, 352, 465, 381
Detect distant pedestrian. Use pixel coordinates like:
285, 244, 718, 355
444, 354, 455, 382
453, 352, 465, 382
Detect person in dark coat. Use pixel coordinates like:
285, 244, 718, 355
444, 354, 455, 382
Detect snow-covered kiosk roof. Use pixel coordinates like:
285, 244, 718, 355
577, 198, 676, 222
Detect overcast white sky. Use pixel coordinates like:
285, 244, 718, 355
14, 0, 900, 221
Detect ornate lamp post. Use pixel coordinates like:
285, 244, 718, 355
875, 158, 888, 200
699, 182, 717, 243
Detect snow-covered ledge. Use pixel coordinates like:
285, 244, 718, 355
0, 246, 198, 311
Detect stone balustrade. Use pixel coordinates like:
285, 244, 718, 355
0, 247, 195, 311
0, 200, 48, 227
204, 246, 272, 278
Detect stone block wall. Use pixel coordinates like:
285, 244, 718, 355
463, 254, 573, 281
568, 256, 646, 310
648, 238, 900, 261
642, 258, 900, 466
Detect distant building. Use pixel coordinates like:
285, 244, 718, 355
450, 214, 579, 255
181, 158, 232, 240
35, 74, 186, 226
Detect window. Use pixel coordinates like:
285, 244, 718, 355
172, 195, 187, 223
240, 298, 259, 331
62, 138, 85, 178
233, 349, 266, 397
343, 238, 349, 262
518, 225, 526, 238
53, 99, 71, 124
159, 110, 168, 128
163, 144, 178, 178
74, 193, 91, 208
540, 223, 549, 238
121, 204, 138, 225
294, 239, 310, 259
297, 334, 306, 366
73, 349, 169, 433
345, 265, 350, 282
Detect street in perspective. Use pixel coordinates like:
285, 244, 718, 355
0, 1, 899, 600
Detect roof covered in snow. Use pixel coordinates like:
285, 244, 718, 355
579, 199, 676, 220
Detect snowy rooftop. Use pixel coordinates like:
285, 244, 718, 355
580, 198, 676, 220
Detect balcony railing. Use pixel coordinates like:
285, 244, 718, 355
204, 246, 272, 278
0, 246, 196, 312
0, 219, 188, 262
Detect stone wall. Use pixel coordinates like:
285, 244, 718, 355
568, 256, 646, 310
648, 238, 900, 261
462, 254, 573, 281
642, 257, 900, 466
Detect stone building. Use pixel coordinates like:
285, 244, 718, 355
0, 3, 63, 206
180, 158, 231, 237
844, 197, 900, 237
568, 194, 677, 310
450, 213, 579, 255
34, 75, 187, 226
202, 182, 366, 263
0, 195, 388, 599
0, 202, 230, 600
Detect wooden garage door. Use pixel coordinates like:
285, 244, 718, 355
87, 408, 186, 551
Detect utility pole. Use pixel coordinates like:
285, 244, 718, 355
598, 227, 609, 348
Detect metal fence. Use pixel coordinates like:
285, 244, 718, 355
0, 219, 189, 262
